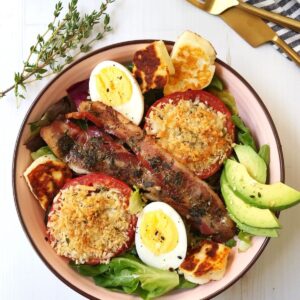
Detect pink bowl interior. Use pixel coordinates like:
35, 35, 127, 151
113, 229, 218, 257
13, 41, 283, 300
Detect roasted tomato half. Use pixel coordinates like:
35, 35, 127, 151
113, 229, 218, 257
47, 173, 137, 265
145, 90, 235, 179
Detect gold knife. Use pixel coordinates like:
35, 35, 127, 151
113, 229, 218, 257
186, 0, 300, 66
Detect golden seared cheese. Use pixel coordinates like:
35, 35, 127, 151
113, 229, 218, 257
146, 100, 233, 177
179, 240, 231, 284
47, 184, 132, 264
24, 154, 72, 210
133, 40, 175, 93
164, 31, 216, 95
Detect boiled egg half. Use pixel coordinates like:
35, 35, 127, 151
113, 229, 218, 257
135, 202, 187, 270
89, 60, 144, 125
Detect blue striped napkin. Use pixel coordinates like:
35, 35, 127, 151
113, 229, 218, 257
247, 0, 300, 56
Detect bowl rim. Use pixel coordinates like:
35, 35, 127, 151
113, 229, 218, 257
12, 39, 285, 300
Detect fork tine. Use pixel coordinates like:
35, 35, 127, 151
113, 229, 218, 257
186, 0, 205, 10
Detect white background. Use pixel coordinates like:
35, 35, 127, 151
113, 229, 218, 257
0, 0, 299, 299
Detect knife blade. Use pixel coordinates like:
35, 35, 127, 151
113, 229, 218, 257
186, 0, 300, 65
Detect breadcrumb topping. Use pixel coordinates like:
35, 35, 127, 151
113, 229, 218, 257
146, 99, 233, 175
47, 184, 132, 264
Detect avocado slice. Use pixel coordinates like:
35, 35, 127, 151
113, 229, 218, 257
234, 144, 267, 183
221, 173, 280, 228
225, 159, 300, 210
228, 212, 278, 238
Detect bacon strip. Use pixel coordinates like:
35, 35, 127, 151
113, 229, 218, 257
40, 120, 161, 199
65, 101, 235, 242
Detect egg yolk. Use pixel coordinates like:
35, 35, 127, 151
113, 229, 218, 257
95, 66, 132, 106
140, 210, 178, 255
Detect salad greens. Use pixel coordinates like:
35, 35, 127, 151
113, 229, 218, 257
210, 90, 238, 115
206, 75, 238, 115
237, 231, 253, 253
225, 238, 237, 248
259, 144, 270, 165
70, 254, 194, 299
231, 115, 257, 151
29, 97, 75, 136
31, 146, 54, 160
128, 186, 145, 214
206, 74, 224, 91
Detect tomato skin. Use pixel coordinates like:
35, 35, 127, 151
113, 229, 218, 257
62, 173, 132, 200
48, 173, 137, 265
144, 90, 235, 179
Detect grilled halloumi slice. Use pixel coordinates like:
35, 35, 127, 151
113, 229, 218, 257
164, 31, 216, 95
179, 240, 231, 284
24, 154, 72, 210
133, 40, 175, 93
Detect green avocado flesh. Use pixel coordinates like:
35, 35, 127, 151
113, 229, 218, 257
228, 212, 278, 237
225, 159, 300, 210
234, 144, 267, 183
221, 173, 280, 229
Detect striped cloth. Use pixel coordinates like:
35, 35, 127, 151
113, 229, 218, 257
247, 0, 300, 56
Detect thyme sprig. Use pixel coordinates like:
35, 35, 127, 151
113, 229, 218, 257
0, 0, 115, 102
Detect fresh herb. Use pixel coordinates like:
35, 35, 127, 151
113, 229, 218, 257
259, 144, 270, 166
0, 0, 115, 103
31, 146, 54, 160
231, 115, 257, 151
225, 238, 237, 248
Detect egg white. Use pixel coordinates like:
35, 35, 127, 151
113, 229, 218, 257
135, 202, 187, 270
89, 60, 144, 125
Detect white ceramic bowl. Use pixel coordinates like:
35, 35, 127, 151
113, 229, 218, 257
13, 40, 284, 300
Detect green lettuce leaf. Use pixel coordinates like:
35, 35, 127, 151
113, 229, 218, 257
31, 146, 54, 160
72, 254, 181, 299
231, 115, 257, 151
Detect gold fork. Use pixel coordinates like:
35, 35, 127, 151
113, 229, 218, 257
203, 0, 300, 32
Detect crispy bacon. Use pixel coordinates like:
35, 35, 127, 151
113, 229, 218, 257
40, 120, 161, 198
65, 101, 235, 242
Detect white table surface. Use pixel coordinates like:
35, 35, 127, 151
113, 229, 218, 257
0, 0, 299, 299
